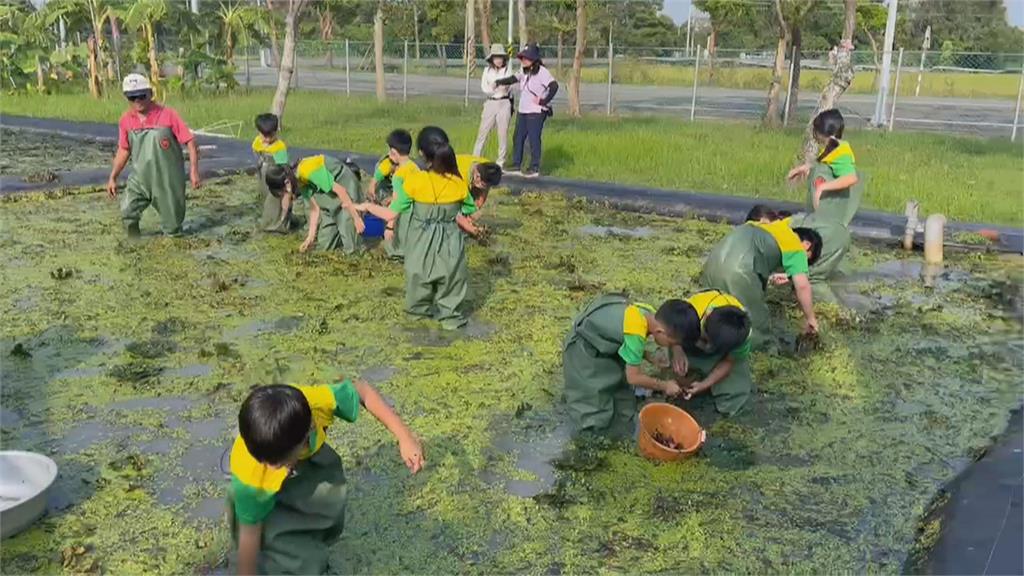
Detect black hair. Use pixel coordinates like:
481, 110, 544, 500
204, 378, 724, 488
745, 204, 778, 222
655, 299, 701, 345
417, 126, 460, 179
238, 385, 312, 465
263, 163, 295, 196
813, 109, 845, 162
793, 227, 824, 266
476, 162, 502, 188
775, 209, 793, 219
704, 307, 751, 355
255, 113, 279, 137
386, 129, 413, 156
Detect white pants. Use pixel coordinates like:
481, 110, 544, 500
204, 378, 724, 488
473, 98, 512, 166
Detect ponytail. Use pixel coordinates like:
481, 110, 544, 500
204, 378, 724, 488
812, 108, 845, 162
416, 125, 461, 179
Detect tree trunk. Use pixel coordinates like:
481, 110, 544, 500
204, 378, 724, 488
111, 15, 122, 81
146, 24, 161, 100
268, 11, 282, 67
801, 0, 856, 163
863, 26, 880, 89
35, 55, 46, 92
517, 0, 527, 48
707, 26, 717, 80
786, 25, 802, 123
226, 29, 235, 65
568, 0, 587, 117
556, 31, 563, 75
764, 0, 789, 128
437, 43, 447, 73
373, 0, 386, 102
322, 10, 334, 67
466, 0, 477, 75
271, 0, 307, 121
87, 35, 102, 98
478, 0, 491, 49
414, 4, 421, 59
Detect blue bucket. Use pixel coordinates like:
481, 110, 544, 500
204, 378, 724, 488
362, 214, 386, 238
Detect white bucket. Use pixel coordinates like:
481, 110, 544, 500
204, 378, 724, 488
0, 451, 58, 539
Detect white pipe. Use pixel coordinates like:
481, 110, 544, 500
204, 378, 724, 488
1012, 64, 1023, 142
924, 214, 946, 264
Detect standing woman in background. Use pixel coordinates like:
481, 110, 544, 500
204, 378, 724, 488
472, 44, 513, 167
496, 43, 558, 178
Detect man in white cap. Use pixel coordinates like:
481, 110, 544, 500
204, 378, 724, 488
107, 73, 201, 236
471, 43, 512, 167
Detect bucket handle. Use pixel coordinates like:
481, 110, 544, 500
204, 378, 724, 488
699, 429, 707, 444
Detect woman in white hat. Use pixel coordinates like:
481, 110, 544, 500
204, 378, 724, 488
471, 43, 512, 167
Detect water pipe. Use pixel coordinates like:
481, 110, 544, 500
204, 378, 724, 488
903, 200, 920, 251
924, 214, 946, 264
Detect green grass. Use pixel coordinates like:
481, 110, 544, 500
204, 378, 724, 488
579, 59, 1024, 100
3, 90, 1021, 225
1, 175, 1021, 573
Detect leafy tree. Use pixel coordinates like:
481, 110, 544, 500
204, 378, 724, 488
906, 0, 1023, 56
124, 0, 170, 99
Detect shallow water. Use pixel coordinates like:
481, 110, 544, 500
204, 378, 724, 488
1, 172, 1022, 574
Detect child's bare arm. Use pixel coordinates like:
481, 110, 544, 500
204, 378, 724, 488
683, 356, 735, 399
625, 364, 681, 397
355, 202, 398, 222
236, 523, 262, 575
332, 183, 365, 234
353, 380, 424, 473
300, 198, 320, 253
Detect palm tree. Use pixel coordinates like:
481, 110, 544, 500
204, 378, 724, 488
42, 0, 114, 97
217, 1, 262, 66
125, 0, 170, 100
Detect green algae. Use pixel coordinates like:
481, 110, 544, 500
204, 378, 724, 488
0, 170, 1022, 574
0, 127, 114, 177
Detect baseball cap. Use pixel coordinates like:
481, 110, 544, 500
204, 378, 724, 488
122, 73, 152, 96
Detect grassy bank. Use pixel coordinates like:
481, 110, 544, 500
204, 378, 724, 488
2, 173, 1022, 573
2, 90, 1021, 225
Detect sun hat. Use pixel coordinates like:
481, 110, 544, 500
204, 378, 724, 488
516, 43, 541, 62
486, 43, 507, 63
122, 73, 152, 96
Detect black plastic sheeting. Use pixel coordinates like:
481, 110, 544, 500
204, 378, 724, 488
3, 114, 1021, 253
905, 408, 1023, 575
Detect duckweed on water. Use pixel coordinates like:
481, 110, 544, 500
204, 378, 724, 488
1, 175, 1022, 573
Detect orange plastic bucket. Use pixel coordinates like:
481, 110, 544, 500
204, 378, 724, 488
637, 403, 706, 462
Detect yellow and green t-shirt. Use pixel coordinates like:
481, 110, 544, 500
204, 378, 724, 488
456, 154, 488, 189
230, 380, 360, 525
295, 155, 336, 199
753, 219, 809, 277
389, 169, 477, 215
819, 140, 856, 178
686, 290, 751, 360
251, 136, 290, 166
375, 157, 419, 185
619, 303, 656, 366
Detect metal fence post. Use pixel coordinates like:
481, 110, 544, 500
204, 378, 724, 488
914, 25, 930, 97
404, 40, 409, 103
606, 41, 613, 116
888, 47, 904, 133
345, 39, 350, 97
783, 45, 796, 127
464, 44, 471, 107
1012, 64, 1024, 142
244, 39, 251, 88
690, 40, 706, 121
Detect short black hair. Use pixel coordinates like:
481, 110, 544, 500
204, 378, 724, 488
704, 306, 751, 354
255, 113, 279, 137
775, 209, 793, 219
745, 204, 777, 222
386, 129, 413, 155
476, 162, 502, 188
238, 385, 311, 465
264, 163, 294, 195
793, 227, 824, 265
655, 299, 701, 344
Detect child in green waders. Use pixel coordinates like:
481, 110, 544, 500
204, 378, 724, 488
456, 154, 503, 218
562, 296, 696, 439
787, 108, 862, 226
674, 290, 754, 416
252, 113, 294, 233
294, 155, 366, 254
230, 379, 423, 575
355, 126, 480, 329
700, 219, 823, 349
369, 130, 420, 259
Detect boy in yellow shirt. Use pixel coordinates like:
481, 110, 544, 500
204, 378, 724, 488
229, 379, 423, 574
252, 114, 294, 232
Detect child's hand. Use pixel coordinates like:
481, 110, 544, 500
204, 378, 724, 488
662, 380, 682, 397
384, 228, 395, 242
299, 238, 314, 253
804, 317, 820, 335
769, 273, 790, 286
398, 434, 425, 474
354, 216, 366, 235
787, 164, 810, 181
681, 380, 707, 400
671, 345, 688, 376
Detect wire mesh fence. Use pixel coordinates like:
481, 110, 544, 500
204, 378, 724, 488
227, 38, 1024, 139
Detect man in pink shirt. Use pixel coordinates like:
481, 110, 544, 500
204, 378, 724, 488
107, 73, 201, 236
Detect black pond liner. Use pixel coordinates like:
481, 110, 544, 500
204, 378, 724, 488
3, 114, 1022, 253
904, 408, 1023, 575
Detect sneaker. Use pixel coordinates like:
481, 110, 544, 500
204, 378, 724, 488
523, 170, 540, 179
504, 167, 523, 177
